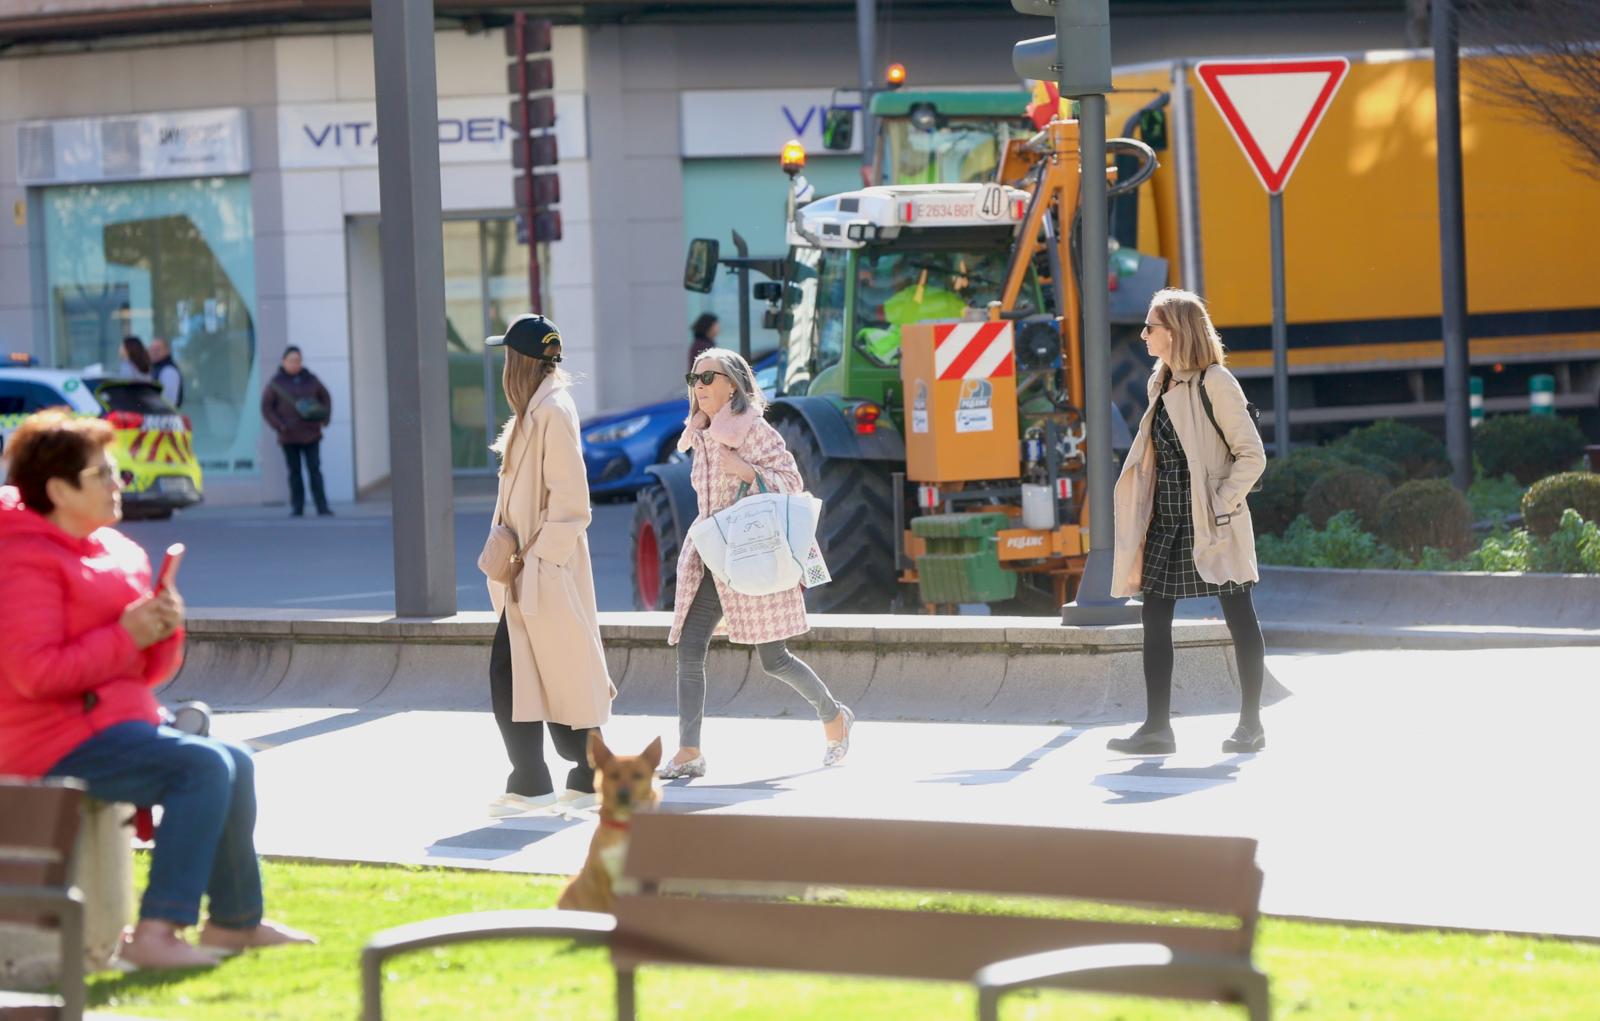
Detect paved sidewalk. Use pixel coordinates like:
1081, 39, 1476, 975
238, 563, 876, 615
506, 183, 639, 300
215, 646, 1600, 940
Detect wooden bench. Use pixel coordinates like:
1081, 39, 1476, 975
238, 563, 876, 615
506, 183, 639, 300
0, 779, 87, 1021
362, 814, 1269, 1020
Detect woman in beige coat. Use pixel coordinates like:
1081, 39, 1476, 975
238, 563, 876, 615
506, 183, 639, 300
483, 314, 615, 816
1107, 289, 1269, 756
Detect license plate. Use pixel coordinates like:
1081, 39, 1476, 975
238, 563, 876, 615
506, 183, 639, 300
155, 476, 194, 496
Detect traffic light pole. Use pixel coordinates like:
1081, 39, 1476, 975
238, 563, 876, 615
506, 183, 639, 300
372, 0, 457, 618
1432, 0, 1472, 491
515, 13, 544, 314
855, 0, 877, 180
1060, 92, 1137, 625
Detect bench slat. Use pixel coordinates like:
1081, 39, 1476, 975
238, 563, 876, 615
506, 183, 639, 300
610, 897, 1251, 983
623, 815, 1261, 919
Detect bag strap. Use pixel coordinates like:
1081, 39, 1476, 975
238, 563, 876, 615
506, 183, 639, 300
733, 471, 771, 501
1196, 366, 1230, 449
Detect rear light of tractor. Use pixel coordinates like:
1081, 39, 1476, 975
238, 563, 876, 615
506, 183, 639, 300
918, 484, 940, 510
106, 411, 143, 429
853, 402, 881, 435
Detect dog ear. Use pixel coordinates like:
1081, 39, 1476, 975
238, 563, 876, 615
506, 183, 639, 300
641, 736, 663, 770
588, 731, 613, 769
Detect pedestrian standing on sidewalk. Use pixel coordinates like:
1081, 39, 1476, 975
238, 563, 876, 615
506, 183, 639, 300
118, 336, 152, 381
259, 346, 333, 518
481, 314, 615, 817
687, 312, 719, 371
658, 348, 854, 780
1108, 289, 1269, 755
0, 409, 314, 969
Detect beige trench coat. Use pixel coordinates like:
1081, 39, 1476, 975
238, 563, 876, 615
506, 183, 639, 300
1111, 362, 1268, 599
486, 375, 615, 726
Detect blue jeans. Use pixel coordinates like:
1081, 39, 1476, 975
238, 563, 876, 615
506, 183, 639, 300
47, 722, 264, 929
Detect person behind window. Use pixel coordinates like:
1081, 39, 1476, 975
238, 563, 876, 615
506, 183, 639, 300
0, 409, 314, 969
119, 336, 152, 381
688, 313, 720, 371
149, 337, 184, 408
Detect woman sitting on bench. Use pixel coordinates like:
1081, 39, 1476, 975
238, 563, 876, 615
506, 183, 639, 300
0, 409, 313, 970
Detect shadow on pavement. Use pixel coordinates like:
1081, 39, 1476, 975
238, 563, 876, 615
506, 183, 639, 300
1094, 755, 1256, 805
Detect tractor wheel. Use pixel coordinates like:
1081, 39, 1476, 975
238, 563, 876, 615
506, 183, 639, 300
776, 416, 898, 614
631, 481, 680, 611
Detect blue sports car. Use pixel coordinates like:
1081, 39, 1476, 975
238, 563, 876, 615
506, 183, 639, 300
582, 352, 778, 497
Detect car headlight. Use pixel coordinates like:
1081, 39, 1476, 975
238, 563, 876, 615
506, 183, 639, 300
585, 415, 651, 444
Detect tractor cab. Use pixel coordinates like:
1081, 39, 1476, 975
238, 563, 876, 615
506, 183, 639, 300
866, 89, 1033, 186
773, 182, 1043, 420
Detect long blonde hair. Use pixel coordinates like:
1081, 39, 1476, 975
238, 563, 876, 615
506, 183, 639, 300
1149, 288, 1226, 373
492, 348, 571, 461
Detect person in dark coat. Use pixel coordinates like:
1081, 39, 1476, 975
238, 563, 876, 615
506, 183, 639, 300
687, 313, 720, 371
149, 337, 184, 407
260, 346, 333, 517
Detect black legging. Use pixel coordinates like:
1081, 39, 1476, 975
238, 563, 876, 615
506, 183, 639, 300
489, 613, 595, 797
1140, 590, 1265, 731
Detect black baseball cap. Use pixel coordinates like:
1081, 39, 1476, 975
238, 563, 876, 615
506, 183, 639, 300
486, 313, 563, 362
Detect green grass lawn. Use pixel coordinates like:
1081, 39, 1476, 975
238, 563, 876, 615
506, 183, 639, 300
86, 858, 1600, 1020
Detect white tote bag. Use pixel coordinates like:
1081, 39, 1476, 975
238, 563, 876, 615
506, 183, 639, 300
689, 476, 831, 595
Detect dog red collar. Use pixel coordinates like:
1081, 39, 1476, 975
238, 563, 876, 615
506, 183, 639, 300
600, 817, 631, 832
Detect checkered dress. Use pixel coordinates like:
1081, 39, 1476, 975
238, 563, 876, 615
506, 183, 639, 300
1140, 400, 1253, 600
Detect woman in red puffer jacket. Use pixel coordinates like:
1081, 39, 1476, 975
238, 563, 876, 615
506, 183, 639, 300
0, 409, 312, 970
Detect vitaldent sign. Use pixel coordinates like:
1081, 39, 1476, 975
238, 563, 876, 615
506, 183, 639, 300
277, 94, 587, 169
680, 90, 861, 158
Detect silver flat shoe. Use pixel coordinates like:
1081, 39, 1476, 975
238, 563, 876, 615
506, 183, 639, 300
822, 705, 856, 767
657, 754, 706, 780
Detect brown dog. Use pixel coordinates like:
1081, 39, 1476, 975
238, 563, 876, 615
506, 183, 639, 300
556, 733, 662, 913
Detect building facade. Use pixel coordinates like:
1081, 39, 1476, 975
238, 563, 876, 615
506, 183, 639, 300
0, 3, 1408, 505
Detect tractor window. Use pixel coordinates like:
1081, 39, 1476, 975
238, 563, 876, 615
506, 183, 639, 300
815, 250, 849, 373
883, 119, 1015, 185
852, 248, 1010, 367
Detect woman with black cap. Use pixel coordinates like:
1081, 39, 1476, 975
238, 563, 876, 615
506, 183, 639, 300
480, 314, 616, 816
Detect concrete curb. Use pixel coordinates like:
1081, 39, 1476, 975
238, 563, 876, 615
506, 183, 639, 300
1263, 622, 1600, 650
170, 610, 1283, 724
1255, 566, 1600, 631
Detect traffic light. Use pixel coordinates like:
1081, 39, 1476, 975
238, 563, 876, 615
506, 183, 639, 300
1011, 0, 1111, 98
507, 14, 561, 248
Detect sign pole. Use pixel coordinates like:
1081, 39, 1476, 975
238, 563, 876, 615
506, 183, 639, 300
1268, 190, 1289, 456
514, 13, 544, 314
1432, 0, 1472, 491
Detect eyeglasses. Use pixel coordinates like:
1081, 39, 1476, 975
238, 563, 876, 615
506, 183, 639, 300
79, 464, 116, 485
686, 370, 730, 386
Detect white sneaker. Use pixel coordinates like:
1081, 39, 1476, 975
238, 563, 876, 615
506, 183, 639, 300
557, 789, 598, 810
488, 792, 559, 818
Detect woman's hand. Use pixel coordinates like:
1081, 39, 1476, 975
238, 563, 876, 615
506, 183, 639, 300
721, 449, 758, 484
121, 589, 184, 649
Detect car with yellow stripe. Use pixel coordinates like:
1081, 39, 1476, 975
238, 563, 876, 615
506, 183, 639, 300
0, 363, 203, 519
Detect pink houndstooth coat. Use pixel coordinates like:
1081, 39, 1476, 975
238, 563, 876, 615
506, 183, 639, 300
668, 404, 810, 647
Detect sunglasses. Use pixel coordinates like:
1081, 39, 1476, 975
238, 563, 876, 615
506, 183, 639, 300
686, 369, 731, 386
1142, 321, 1166, 331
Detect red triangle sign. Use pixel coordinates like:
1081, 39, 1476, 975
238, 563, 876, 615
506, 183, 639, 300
1196, 57, 1350, 194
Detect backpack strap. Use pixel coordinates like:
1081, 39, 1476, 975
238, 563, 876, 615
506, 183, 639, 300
1196, 366, 1230, 448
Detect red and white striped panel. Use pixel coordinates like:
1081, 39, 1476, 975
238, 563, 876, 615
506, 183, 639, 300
933, 322, 1014, 381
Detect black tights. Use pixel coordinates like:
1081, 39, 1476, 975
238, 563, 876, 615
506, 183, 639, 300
1138, 590, 1265, 733
490, 614, 596, 796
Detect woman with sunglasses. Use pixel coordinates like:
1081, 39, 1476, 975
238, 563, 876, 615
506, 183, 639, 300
0, 409, 313, 969
1107, 289, 1269, 756
657, 349, 854, 779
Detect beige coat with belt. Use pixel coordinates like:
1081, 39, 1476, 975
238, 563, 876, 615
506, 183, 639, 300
1111, 362, 1268, 599
486, 375, 615, 726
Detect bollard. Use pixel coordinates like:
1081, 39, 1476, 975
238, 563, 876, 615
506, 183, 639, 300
1529, 373, 1555, 415
1469, 376, 1483, 428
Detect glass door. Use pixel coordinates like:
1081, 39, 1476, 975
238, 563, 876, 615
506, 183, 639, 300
442, 218, 543, 472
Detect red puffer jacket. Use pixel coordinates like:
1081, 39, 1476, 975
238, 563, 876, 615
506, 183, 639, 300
0, 487, 184, 777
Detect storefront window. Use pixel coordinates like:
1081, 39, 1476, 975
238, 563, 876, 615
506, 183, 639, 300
42, 177, 258, 475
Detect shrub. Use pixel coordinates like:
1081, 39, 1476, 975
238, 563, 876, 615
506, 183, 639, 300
1377, 479, 1474, 556
1302, 465, 1393, 531
1336, 419, 1450, 481
1467, 473, 1525, 525
1257, 511, 1391, 569
1474, 414, 1586, 486
1463, 527, 1535, 573
1520, 471, 1600, 538
1530, 509, 1600, 574
1249, 449, 1345, 535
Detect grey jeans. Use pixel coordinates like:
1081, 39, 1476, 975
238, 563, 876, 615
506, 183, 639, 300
675, 580, 840, 748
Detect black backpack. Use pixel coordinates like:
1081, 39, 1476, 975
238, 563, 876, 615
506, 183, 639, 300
1196, 366, 1264, 493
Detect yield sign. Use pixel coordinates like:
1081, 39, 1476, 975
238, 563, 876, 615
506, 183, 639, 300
1196, 57, 1350, 194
